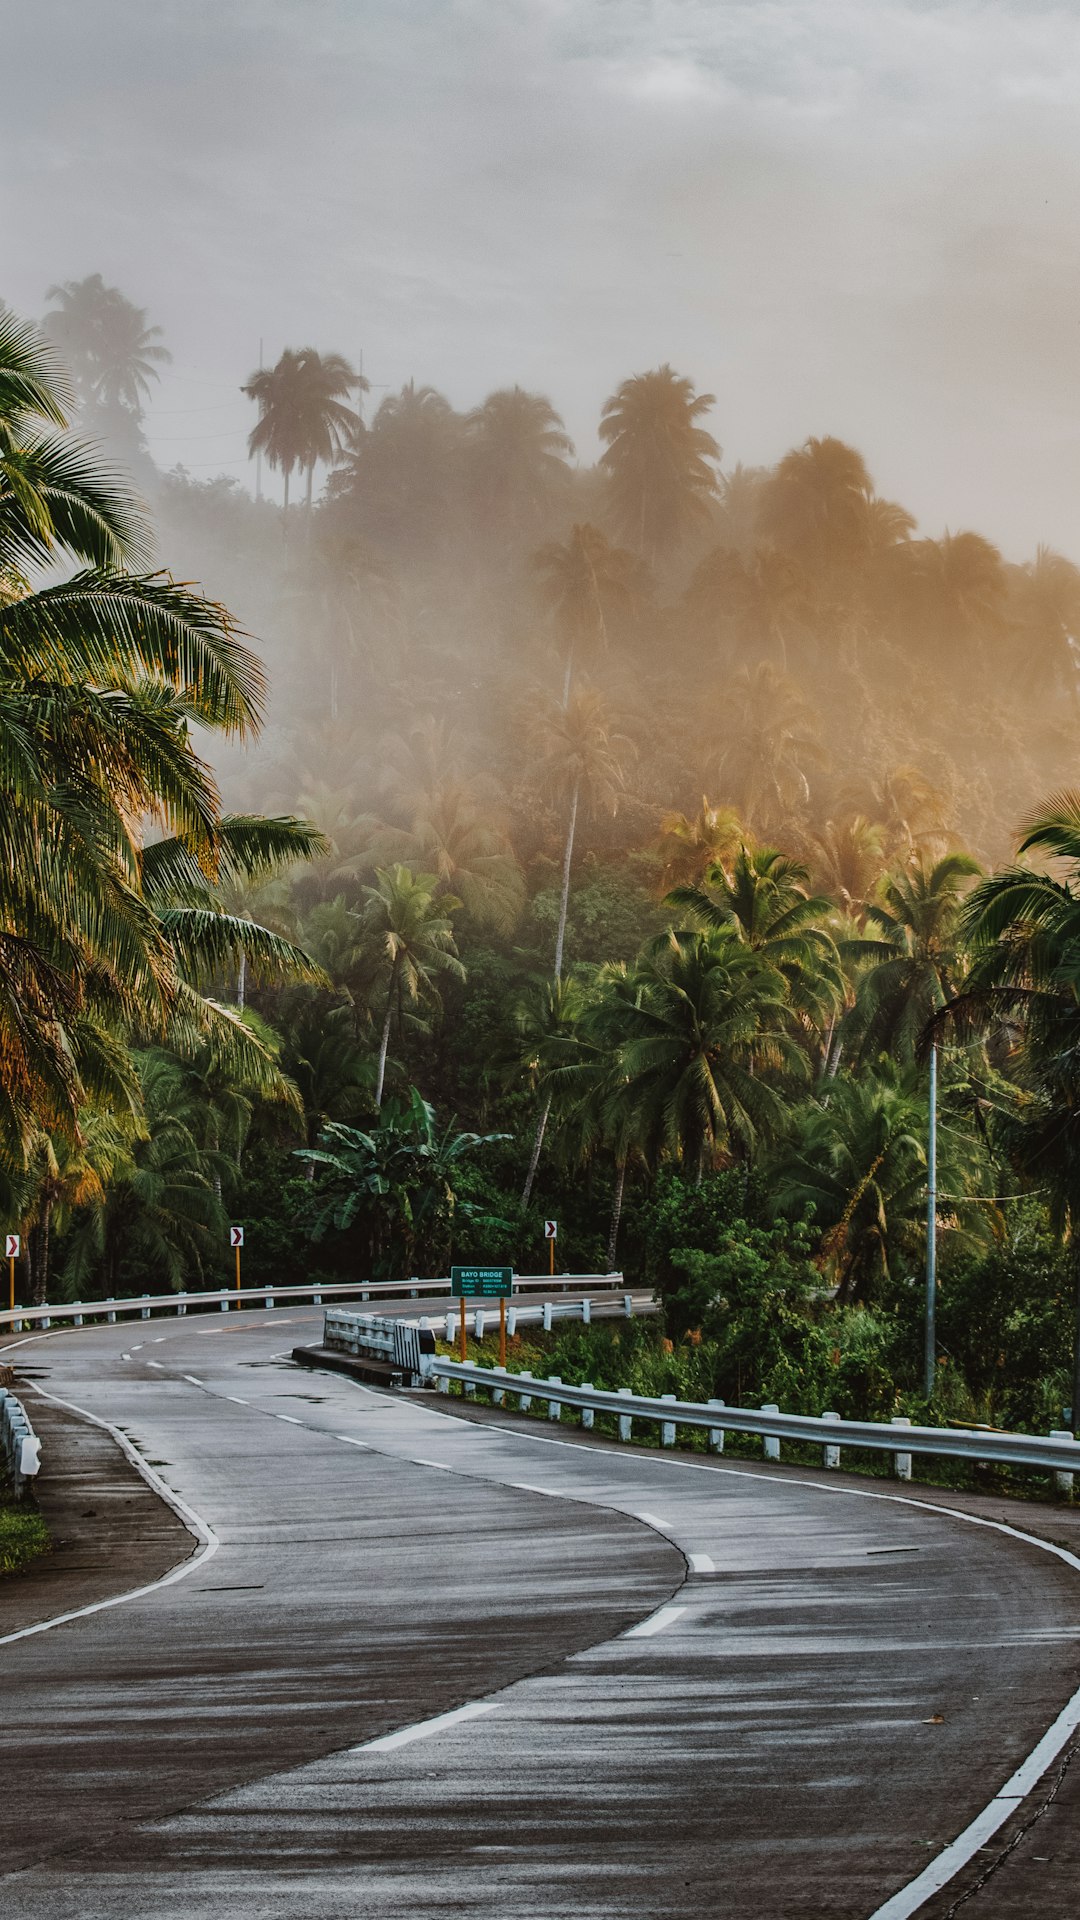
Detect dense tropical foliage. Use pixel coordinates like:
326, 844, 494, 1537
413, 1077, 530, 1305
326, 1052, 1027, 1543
10, 278, 1080, 1441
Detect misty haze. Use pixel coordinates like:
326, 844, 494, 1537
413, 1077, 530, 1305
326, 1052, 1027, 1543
5, 5, 1080, 1918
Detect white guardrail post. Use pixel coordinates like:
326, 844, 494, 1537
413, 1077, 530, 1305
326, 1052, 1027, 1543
416, 1357, 1080, 1494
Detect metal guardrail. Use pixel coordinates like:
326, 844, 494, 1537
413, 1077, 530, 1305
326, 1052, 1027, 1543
322, 1295, 652, 1384
0, 1386, 41, 1498
0, 1273, 626, 1336
431, 1362, 1080, 1490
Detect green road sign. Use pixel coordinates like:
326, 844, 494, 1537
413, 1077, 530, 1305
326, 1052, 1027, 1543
451, 1265, 513, 1298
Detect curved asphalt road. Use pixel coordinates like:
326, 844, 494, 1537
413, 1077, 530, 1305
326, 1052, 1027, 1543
2, 1304, 1080, 1919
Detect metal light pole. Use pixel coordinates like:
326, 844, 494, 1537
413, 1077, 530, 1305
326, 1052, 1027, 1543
925, 1042, 938, 1400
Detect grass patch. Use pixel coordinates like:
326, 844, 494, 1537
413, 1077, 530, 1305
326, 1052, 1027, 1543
0, 1486, 49, 1577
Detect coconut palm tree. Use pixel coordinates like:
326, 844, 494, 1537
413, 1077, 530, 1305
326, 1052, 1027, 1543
773, 1060, 987, 1305
619, 927, 806, 1179
528, 684, 634, 978
466, 386, 574, 534
360, 866, 465, 1108
667, 844, 843, 1033
244, 347, 363, 524
650, 797, 744, 891
956, 794, 1080, 1429
0, 308, 323, 1162
514, 973, 588, 1206
532, 523, 640, 702
758, 436, 875, 580
852, 852, 982, 1063
599, 365, 720, 564
43, 274, 170, 413
709, 661, 825, 837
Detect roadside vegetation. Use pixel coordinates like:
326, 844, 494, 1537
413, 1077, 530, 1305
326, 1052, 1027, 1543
0, 1489, 48, 1577
6, 278, 1080, 1439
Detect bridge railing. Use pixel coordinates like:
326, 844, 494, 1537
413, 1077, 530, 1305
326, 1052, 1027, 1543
322, 1295, 653, 1382
0, 1272, 627, 1337
0, 1387, 41, 1498
430, 1360, 1080, 1492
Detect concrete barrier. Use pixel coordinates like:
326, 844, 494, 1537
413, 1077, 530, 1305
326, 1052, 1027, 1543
0, 1387, 41, 1498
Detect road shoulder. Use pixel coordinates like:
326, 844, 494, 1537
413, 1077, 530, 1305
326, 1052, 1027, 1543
0, 1386, 194, 1638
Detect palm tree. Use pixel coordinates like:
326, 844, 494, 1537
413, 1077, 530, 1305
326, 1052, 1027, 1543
853, 852, 982, 1063
802, 814, 889, 923
514, 973, 588, 1206
620, 927, 806, 1179
333, 381, 464, 553
1009, 546, 1080, 703
650, 797, 744, 891
528, 685, 633, 978
758, 436, 875, 578
532, 523, 640, 702
773, 1060, 987, 1305
599, 365, 720, 564
0, 309, 323, 1163
43, 274, 170, 413
368, 782, 525, 935
244, 348, 363, 524
957, 795, 1080, 1429
667, 844, 843, 1033
466, 387, 574, 534
709, 661, 825, 836
360, 866, 465, 1108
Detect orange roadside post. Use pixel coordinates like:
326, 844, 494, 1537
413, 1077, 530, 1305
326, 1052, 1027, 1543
459, 1292, 468, 1363
230, 1225, 244, 1307
5, 1234, 19, 1312
499, 1293, 507, 1368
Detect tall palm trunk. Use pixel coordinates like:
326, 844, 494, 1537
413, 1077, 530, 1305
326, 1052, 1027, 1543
553, 775, 580, 981
606, 1158, 626, 1271
237, 949, 246, 1012
374, 958, 399, 1110
31, 1200, 51, 1307
1072, 1235, 1080, 1438
282, 465, 291, 550
305, 463, 315, 522
522, 1089, 553, 1207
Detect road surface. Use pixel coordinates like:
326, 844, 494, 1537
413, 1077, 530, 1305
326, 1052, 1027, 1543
2, 1303, 1079, 1918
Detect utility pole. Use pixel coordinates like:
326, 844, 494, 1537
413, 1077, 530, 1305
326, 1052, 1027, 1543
255, 337, 263, 502
925, 1042, 938, 1401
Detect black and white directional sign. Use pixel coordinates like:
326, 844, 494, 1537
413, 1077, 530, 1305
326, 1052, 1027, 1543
5, 1234, 19, 1259
229, 1226, 244, 1248
544, 1219, 558, 1240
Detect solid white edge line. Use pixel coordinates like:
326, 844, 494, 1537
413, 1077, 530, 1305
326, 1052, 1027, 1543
357, 1699, 499, 1753
398, 1397, 1080, 1915
626, 1604, 686, 1639
8, 1313, 1078, 1915
1, 1381, 219, 1647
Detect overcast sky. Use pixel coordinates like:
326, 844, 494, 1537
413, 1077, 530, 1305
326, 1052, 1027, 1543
6, 0, 1080, 558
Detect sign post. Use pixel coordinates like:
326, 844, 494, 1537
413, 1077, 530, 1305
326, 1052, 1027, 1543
230, 1226, 244, 1306
450, 1266, 513, 1364
5, 1234, 19, 1312
544, 1218, 558, 1278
